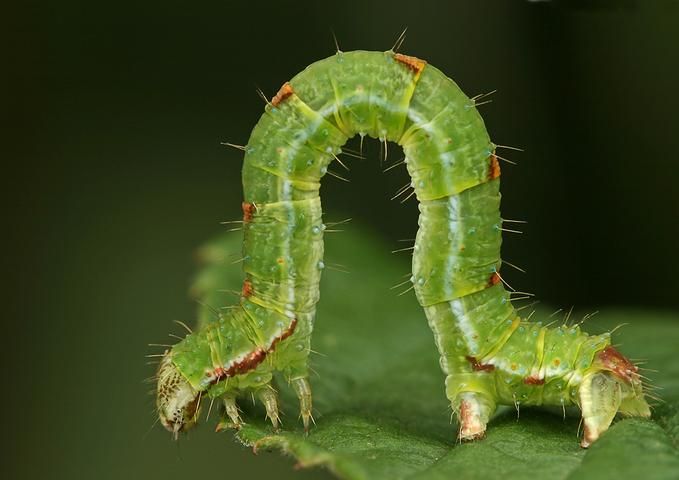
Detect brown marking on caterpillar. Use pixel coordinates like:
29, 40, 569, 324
271, 82, 294, 107
394, 53, 426, 74
466, 355, 495, 372
209, 348, 267, 385
524, 375, 545, 385
583, 423, 596, 448
270, 317, 298, 349
488, 153, 501, 179
208, 318, 298, 385
242, 202, 255, 222
488, 272, 501, 287
210, 366, 228, 380
232, 349, 267, 375
241, 279, 254, 298
596, 346, 638, 383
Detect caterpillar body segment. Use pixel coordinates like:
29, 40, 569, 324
156, 50, 650, 446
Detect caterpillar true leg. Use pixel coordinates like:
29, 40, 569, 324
155, 49, 651, 447
222, 394, 243, 429
292, 377, 313, 433
256, 387, 281, 430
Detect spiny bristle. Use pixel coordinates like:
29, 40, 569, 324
401, 189, 417, 204
471, 90, 497, 103
325, 263, 350, 274
495, 144, 524, 152
331, 153, 350, 171
494, 271, 515, 291
397, 284, 415, 296
516, 301, 540, 312
391, 27, 408, 52
221, 142, 247, 151
510, 290, 535, 297
325, 218, 352, 227
390, 277, 411, 290
383, 157, 406, 173
339, 148, 365, 160
609, 323, 630, 334
326, 169, 350, 182
494, 153, 517, 165
255, 86, 270, 105
173, 320, 193, 334
471, 99, 493, 108
391, 246, 415, 254
216, 289, 242, 298
509, 295, 533, 302
503, 259, 526, 273
331, 29, 341, 54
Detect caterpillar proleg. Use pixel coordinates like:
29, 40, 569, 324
155, 49, 650, 447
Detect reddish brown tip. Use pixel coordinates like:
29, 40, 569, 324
488, 272, 501, 286
488, 153, 501, 179
241, 279, 253, 298
596, 346, 639, 383
271, 83, 294, 107
466, 355, 495, 372
242, 202, 255, 222
523, 375, 545, 385
394, 53, 426, 74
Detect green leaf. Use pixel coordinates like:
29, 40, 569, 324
192, 226, 679, 480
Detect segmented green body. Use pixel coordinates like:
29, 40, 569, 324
157, 50, 649, 444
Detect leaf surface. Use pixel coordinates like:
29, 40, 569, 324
193, 227, 679, 480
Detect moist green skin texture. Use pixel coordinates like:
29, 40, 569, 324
167, 50, 617, 433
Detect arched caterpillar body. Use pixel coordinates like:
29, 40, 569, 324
156, 50, 650, 447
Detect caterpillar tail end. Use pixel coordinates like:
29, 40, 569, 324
579, 346, 651, 448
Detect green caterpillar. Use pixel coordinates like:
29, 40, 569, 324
155, 49, 650, 447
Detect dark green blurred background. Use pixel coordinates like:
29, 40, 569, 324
6, 1, 679, 479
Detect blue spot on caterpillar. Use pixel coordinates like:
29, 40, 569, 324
154, 49, 651, 447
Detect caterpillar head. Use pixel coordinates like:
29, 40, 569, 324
156, 351, 201, 438
592, 346, 651, 418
